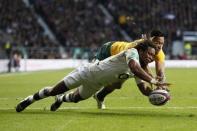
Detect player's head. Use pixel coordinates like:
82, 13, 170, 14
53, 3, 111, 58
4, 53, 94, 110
150, 30, 164, 52
136, 40, 156, 64
151, 30, 164, 37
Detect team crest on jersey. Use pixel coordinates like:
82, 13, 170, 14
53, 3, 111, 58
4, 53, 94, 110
118, 73, 129, 79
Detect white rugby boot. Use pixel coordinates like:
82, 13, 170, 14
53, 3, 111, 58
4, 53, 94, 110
93, 93, 106, 109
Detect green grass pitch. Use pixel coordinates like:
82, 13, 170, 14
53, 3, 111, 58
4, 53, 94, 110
0, 68, 197, 131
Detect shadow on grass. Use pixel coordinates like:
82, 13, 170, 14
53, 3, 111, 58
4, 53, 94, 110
1, 108, 196, 118
77, 110, 196, 118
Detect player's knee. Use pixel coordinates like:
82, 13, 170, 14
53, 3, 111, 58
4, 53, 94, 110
50, 81, 68, 96
44, 87, 53, 96
115, 85, 122, 89
112, 82, 123, 89
49, 90, 57, 96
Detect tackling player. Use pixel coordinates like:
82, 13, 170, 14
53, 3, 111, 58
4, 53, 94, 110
16, 40, 167, 112
94, 30, 165, 109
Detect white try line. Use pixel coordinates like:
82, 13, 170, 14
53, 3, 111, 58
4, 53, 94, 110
0, 72, 33, 78
0, 106, 197, 110
0, 69, 67, 78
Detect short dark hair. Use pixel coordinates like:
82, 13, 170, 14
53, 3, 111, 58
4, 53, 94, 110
150, 30, 164, 37
135, 40, 156, 51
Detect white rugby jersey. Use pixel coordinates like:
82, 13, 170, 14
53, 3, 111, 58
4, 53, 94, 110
86, 48, 141, 86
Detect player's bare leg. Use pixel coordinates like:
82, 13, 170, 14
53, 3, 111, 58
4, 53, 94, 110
16, 81, 69, 112
93, 86, 114, 109
50, 88, 83, 111
94, 82, 123, 109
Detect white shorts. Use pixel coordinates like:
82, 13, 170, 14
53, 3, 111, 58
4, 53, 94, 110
63, 66, 102, 99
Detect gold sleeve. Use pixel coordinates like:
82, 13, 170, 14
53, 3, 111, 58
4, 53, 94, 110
111, 39, 144, 55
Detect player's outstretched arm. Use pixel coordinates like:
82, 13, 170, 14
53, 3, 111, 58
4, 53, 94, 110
128, 59, 166, 86
129, 59, 153, 83
137, 83, 152, 96
134, 77, 152, 96
142, 64, 153, 77
155, 60, 165, 82
155, 50, 166, 82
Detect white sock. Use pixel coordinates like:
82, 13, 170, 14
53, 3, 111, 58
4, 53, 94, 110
63, 93, 71, 102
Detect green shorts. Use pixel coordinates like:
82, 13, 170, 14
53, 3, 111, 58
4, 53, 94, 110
96, 42, 113, 60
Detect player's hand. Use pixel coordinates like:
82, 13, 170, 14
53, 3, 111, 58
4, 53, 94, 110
156, 86, 170, 92
141, 34, 147, 40
141, 33, 151, 41
156, 76, 164, 81
155, 82, 172, 87
150, 78, 172, 87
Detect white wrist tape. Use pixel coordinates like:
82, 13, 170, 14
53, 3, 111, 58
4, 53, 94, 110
150, 78, 158, 84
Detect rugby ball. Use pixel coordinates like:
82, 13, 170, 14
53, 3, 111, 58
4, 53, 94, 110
149, 89, 170, 106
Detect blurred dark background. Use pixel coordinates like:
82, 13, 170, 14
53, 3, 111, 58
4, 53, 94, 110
0, 0, 197, 60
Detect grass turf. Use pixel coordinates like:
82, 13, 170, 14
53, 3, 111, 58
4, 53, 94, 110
0, 68, 197, 131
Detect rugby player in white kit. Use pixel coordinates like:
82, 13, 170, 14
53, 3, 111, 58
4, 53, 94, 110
16, 40, 166, 112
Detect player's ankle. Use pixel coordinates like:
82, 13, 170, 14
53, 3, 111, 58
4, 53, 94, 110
96, 93, 104, 102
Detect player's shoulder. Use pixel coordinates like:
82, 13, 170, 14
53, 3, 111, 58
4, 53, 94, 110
159, 49, 165, 54
156, 49, 165, 56
155, 49, 165, 62
125, 48, 139, 58
124, 48, 140, 64
125, 48, 138, 54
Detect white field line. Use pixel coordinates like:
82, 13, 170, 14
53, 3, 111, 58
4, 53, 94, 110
0, 72, 32, 77
0, 71, 45, 78
58, 119, 73, 131
0, 98, 9, 100
0, 106, 197, 110
0, 69, 66, 78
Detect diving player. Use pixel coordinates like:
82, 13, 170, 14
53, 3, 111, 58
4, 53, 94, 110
94, 30, 165, 109
16, 40, 167, 112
